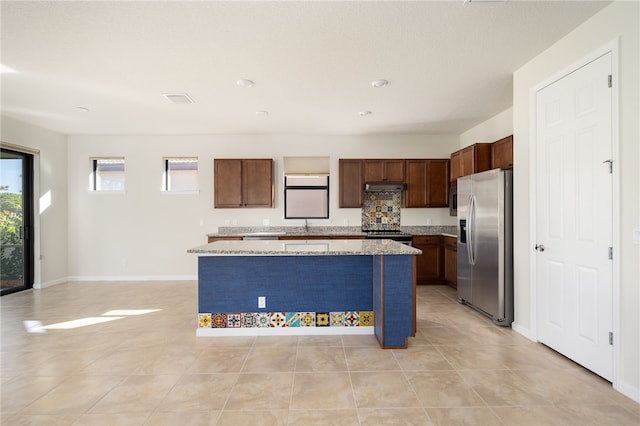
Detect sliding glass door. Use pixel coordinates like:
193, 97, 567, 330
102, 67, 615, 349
1, 148, 34, 295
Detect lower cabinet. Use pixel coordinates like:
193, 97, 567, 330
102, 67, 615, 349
443, 235, 457, 289
413, 235, 444, 285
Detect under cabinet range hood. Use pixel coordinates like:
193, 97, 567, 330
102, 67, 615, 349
365, 182, 406, 192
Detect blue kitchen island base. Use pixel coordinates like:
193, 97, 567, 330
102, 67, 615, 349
189, 239, 419, 349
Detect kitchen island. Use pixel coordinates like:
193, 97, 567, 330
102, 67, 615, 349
188, 239, 421, 348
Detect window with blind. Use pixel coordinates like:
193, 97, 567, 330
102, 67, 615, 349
90, 158, 125, 191
162, 157, 198, 192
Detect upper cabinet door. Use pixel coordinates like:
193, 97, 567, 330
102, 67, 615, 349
339, 159, 364, 208
426, 159, 450, 207
404, 159, 428, 207
404, 159, 450, 208
450, 151, 462, 183
364, 159, 405, 182
214, 159, 243, 208
491, 135, 513, 170
243, 159, 273, 208
214, 159, 273, 208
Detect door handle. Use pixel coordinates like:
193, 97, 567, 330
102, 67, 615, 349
535, 244, 545, 252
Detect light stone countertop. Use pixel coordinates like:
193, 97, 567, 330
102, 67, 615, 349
188, 238, 422, 256
208, 225, 457, 238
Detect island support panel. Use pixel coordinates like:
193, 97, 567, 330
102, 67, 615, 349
373, 255, 415, 348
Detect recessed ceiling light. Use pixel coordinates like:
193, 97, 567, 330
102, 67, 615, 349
75, 106, 90, 112
359, 110, 372, 116
255, 110, 269, 116
237, 79, 255, 88
162, 93, 194, 104
371, 79, 388, 88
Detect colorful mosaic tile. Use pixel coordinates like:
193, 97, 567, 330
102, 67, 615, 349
361, 190, 401, 231
316, 312, 330, 327
241, 313, 257, 328
198, 313, 212, 328
211, 313, 226, 328
270, 312, 287, 327
300, 312, 316, 327
256, 312, 270, 328
286, 312, 301, 327
344, 311, 360, 327
360, 311, 375, 326
227, 313, 242, 328
330, 312, 345, 326
200, 311, 374, 328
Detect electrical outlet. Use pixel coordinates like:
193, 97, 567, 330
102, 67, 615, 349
258, 296, 266, 308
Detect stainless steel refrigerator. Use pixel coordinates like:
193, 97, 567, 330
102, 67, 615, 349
457, 169, 513, 326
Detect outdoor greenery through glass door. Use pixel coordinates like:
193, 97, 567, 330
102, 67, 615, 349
1, 148, 33, 295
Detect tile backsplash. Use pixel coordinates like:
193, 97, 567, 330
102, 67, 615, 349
361, 191, 402, 231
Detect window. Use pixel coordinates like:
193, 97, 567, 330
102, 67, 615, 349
284, 175, 329, 219
90, 158, 125, 191
163, 157, 198, 192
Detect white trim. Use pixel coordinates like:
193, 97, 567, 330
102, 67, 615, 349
196, 326, 373, 337
528, 39, 621, 391
511, 321, 535, 342
67, 275, 197, 282
615, 380, 640, 404
34, 276, 67, 289
160, 190, 200, 195
33, 154, 41, 288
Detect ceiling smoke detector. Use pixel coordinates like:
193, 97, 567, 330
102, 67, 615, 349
236, 79, 255, 88
162, 93, 194, 104
371, 79, 388, 88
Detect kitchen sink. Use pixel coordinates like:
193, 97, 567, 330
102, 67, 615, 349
242, 232, 286, 240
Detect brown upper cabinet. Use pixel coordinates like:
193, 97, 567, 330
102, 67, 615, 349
450, 150, 462, 182
405, 159, 450, 208
491, 135, 514, 170
339, 159, 365, 208
363, 159, 405, 182
450, 143, 492, 182
214, 159, 274, 208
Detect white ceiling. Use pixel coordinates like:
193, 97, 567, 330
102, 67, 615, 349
1, 1, 610, 136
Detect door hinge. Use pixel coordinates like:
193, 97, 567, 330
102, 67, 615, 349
608, 75, 612, 88
608, 247, 613, 260
609, 331, 613, 345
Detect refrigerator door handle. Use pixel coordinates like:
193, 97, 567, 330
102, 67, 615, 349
465, 195, 473, 265
468, 195, 476, 266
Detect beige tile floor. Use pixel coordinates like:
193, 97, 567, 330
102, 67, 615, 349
1, 281, 638, 425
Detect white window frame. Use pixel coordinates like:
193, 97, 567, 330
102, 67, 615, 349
89, 157, 125, 192
161, 157, 199, 194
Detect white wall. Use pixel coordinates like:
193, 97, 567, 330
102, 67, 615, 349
1, 116, 68, 287
459, 108, 513, 150
66, 133, 458, 280
512, 1, 639, 400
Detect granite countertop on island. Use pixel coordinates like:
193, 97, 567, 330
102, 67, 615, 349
188, 238, 422, 256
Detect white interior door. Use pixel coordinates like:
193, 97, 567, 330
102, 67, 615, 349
535, 52, 613, 381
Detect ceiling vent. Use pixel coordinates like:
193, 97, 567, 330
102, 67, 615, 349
162, 93, 194, 104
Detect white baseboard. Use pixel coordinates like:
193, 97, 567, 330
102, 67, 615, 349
34, 277, 67, 289
67, 275, 197, 282
196, 326, 374, 337
511, 321, 536, 342
615, 380, 640, 404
